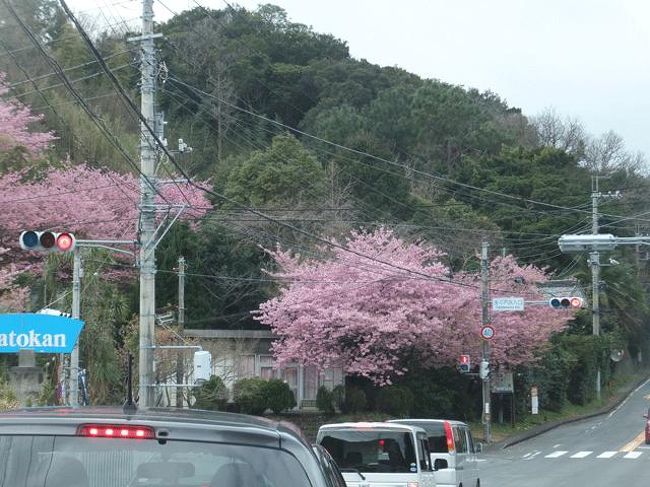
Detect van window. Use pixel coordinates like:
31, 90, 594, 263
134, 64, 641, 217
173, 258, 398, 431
320, 430, 417, 474
465, 428, 475, 453
453, 426, 468, 453
400, 422, 448, 453
417, 434, 430, 471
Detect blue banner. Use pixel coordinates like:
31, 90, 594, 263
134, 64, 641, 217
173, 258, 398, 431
0, 314, 84, 353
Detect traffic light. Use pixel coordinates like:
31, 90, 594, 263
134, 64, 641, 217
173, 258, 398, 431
459, 354, 470, 373
19, 231, 76, 253
548, 296, 583, 309
479, 360, 490, 380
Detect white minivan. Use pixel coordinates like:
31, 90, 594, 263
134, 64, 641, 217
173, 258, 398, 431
317, 422, 439, 487
389, 420, 480, 487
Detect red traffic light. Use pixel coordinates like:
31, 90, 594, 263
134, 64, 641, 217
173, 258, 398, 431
56, 232, 75, 252
460, 354, 470, 365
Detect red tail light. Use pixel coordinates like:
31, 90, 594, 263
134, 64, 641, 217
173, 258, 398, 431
444, 421, 455, 453
78, 424, 155, 439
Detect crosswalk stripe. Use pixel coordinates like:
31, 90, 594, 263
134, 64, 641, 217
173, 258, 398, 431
597, 451, 618, 458
545, 451, 568, 458
570, 451, 592, 458
624, 451, 643, 459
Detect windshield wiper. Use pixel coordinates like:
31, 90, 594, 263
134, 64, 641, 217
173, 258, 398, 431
340, 468, 366, 480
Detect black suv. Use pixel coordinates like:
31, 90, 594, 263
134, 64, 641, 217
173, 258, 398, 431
0, 407, 337, 487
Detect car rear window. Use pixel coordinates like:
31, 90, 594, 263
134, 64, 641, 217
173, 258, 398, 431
395, 422, 448, 453
0, 435, 312, 487
319, 429, 417, 474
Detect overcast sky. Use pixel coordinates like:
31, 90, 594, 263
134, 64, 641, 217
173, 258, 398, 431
69, 0, 650, 157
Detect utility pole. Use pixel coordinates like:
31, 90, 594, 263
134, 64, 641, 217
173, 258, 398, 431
69, 248, 82, 406
590, 178, 601, 401
481, 241, 492, 443
176, 256, 185, 408
138, 0, 158, 408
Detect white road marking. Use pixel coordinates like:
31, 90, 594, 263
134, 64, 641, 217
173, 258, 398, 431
597, 451, 618, 458
552, 444, 561, 449
624, 451, 643, 459
525, 451, 541, 461
522, 452, 532, 458
545, 451, 568, 458
638, 446, 650, 450
476, 459, 487, 463
570, 451, 592, 458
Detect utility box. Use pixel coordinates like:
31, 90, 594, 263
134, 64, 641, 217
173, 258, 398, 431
193, 351, 212, 384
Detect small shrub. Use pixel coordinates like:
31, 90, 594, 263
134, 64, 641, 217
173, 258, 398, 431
192, 376, 228, 411
376, 385, 414, 416
265, 379, 296, 414
316, 386, 335, 414
0, 382, 18, 411
332, 384, 346, 411
342, 386, 367, 413
233, 377, 269, 415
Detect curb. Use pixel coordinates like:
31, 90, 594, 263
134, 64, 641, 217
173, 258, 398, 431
493, 373, 650, 450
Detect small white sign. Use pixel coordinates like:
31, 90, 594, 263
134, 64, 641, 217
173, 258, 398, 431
492, 297, 525, 312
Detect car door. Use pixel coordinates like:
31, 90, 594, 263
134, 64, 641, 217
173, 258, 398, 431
464, 427, 479, 487
417, 432, 436, 487
452, 425, 468, 486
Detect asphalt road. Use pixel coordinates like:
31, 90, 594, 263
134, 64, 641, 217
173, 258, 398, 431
480, 378, 650, 487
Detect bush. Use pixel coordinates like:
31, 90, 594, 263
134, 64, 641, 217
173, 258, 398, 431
192, 376, 228, 411
316, 386, 335, 414
233, 378, 269, 415
332, 384, 346, 411
265, 379, 296, 413
376, 385, 414, 416
0, 382, 18, 411
342, 386, 367, 413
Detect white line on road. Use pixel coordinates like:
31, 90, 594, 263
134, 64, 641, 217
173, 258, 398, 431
545, 451, 568, 458
624, 451, 643, 459
552, 444, 561, 448
525, 451, 541, 461
608, 377, 650, 419
522, 452, 532, 458
597, 451, 618, 458
570, 451, 592, 458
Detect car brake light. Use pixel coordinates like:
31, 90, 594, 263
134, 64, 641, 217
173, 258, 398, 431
78, 424, 155, 439
444, 421, 455, 453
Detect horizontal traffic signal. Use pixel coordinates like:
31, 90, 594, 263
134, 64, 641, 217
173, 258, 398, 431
549, 296, 583, 309
19, 231, 76, 253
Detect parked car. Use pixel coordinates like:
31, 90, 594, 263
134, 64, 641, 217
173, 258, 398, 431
0, 406, 332, 487
389, 419, 481, 487
317, 421, 439, 487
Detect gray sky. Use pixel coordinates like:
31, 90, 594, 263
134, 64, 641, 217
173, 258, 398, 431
69, 0, 650, 157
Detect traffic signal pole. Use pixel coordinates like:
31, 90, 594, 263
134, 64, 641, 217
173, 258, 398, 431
481, 241, 492, 443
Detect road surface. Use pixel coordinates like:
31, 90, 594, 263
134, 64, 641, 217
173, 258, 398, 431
481, 378, 650, 487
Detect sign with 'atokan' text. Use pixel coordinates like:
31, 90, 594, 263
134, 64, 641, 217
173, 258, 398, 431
0, 314, 84, 353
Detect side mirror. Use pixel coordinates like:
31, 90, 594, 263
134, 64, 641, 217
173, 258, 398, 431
433, 458, 448, 471
475, 443, 483, 453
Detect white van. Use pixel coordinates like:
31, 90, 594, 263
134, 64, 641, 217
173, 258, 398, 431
389, 420, 480, 487
317, 422, 438, 487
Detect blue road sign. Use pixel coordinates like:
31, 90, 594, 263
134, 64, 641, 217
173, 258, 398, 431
0, 314, 84, 353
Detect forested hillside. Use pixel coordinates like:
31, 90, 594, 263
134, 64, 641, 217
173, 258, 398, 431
1, 0, 649, 411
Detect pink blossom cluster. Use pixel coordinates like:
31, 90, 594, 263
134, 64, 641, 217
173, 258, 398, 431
257, 228, 574, 384
0, 73, 56, 157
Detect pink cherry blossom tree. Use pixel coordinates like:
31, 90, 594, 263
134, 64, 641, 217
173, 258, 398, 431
257, 228, 574, 384
0, 72, 56, 157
